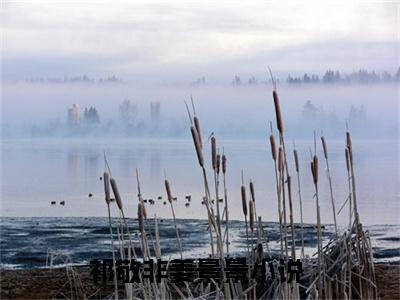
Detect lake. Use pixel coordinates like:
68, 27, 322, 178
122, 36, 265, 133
1, 137, 398, 225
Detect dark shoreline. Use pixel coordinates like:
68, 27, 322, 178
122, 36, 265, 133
1, 264, 399, 299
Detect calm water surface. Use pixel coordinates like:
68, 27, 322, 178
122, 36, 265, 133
1, 138, 399, 225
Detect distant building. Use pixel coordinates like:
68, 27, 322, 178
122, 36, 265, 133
68, 104, 80, 125
150, 102, 160, 123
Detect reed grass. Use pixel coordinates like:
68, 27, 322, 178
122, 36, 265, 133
221, 151, 230, 254
103, 172, 119, 300
321, 135, 338, 237
293, 146, 305, 259
165, 178, 183, 259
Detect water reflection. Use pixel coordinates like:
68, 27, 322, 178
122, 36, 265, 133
1, 138, 398, 225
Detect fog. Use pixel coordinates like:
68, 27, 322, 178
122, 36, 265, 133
2, 82, 398, 140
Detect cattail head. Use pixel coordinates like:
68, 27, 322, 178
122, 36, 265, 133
287, 175, 292, 196
191, 126, 204, 167
110, 177, 123, 210
270, 135, 277, 161
312, 155, 319, 184
103, 172, 111, 204
345, 148, 350, 171
273, 90, 284, 133
165, 179, 173, 203
346, 131, 352, 152
241, 185, 247, 217
278, 147, 284, 173
249, 200, 254, 232
194, 116, 202, 149
249, 181, 255, 202
222, 154, 227, 174
139, 196, 147, 219
211, 136, 217, 170
216, 154, 221, 174
293, 149, 299, 173
137, 202, 144, 233
348, 146, 353, 166
321, 136, 328, 159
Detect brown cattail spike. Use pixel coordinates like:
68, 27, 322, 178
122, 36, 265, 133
138, 202, 144, 233
312, 155, 319, 184
273, 90, 284, 133
270, 135, 277, 161
345, 148, 350, 171
293, 149, 299, 173
216, 154, 221, 174
103, 172, 111, 204
222, 154, 227, 174
194, 116, 202, 149
249, 181, 255, 202
139, 196, 147, 219
287, 175, 292, 196
249, 200, 254, 232
348, 146, 353, 165
241, 185, 247, 217
211, 136, 217, 170
191, 126, 204, 167
165, 180, 173, 203
321, 136, 328, 159
278, 147, 284, 173
346, 131, 352, 152
110, 178, 123, 210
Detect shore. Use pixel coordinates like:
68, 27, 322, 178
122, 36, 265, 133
1, 263, 399, 299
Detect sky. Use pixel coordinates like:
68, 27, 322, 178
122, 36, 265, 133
2, 0, 399, 83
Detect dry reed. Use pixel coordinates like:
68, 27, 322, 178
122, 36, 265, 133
293, 147, 305, 258
321, 135, 338, 237
165, 178, 183, 259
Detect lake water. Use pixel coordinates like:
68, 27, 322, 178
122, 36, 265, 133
1, 137, 399, 225
1, 217, 399, 269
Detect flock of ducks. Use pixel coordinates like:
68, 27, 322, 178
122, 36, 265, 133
50, 201, 65, 206
51, 185, 193, 208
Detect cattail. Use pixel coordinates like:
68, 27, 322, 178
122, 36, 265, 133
194, 116, 202, 149
249, 200, 254, 232
211, 136, 217, 170
270, 135, 277, 161
103, 172, 111, 204
216, 154, 221, 174
321, 136, 328, 159
191, 126, 204, 167
273, 90, 284, 133
249, 181, 255, 202
312, 155, 319, 184
287, 175, 292, 197
110, 177, 123, 210
348, 146, 353, 165
278, 147, 284, 173
222, 154, 227, 174
346, 131, 352, 152
345, 148, 350, 171
137, 202, 144, 233
241, 185, 247, 217
139, 196, 147, 219
165, 180, 173, 203
293, 149, 299, 173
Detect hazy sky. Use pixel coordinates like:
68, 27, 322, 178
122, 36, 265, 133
2, 0, 399, 82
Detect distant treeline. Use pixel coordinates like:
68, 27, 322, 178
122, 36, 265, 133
286, 68, 400, 85
24, 74, 123, 84
228, 68, 400, 86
